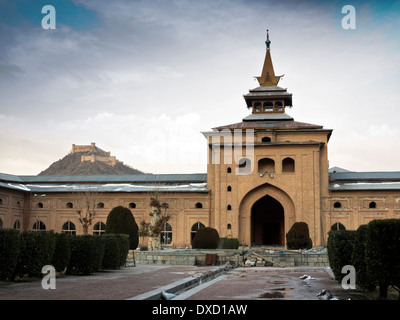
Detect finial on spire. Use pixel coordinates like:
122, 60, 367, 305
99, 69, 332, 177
266, 29, 271, 50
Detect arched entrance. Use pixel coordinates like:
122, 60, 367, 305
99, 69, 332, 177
251, 195, 284, 245
239, 183, 295, 247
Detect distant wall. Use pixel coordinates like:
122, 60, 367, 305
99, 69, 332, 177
71, 143, 120, 167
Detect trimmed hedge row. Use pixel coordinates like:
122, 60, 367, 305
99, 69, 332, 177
327, 219, 400, 299
286, 222, 313, 250
192, 227, 220, 249
0, 229, 130, 281
220, 237, 239, 249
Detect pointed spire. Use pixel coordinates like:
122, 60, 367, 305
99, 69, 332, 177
266, 29, 271, 50
256, 30, 283, 87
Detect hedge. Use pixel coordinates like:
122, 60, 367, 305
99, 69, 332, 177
101, 234, 121, 269
0, 229, 21, 281
365, 219, 400, 299
51, 233, 71, 273
351, 225, 375, 290
67, 235, 104, 275
220, 237, 239, 249
112, 233, 130, 267
286, 222, 312, 250
327, 229, 356, 281
105, 206, 139, 250
14, 230, 56, 279
192, 227, 220, 249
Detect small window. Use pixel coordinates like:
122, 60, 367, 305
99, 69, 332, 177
93, 222, 106, 235
263, 101, 274, 112
0, 198, 3, 205
274, 101, 284, 112
195, 202, 203, 209
227, 167, 232, 173
258, 157, 275, 174
32, 220, 46, 231
0, 218, 2, 228
238, 158, 251, 175
369, 201, 376, 209
227, 223, 232, 230
97, 202, 104, 209
62, 221, 76, 235
227, 186, 232, 192
66, 202, 73, 208
227, 205, 232, 211
261, 137, 271, 143
331, 222, 346, 231
37, 202, 44, 208
16, 201, 20, 207
129, 202, 136, 209
282, 157, 295, 173
333, 202, 342, 208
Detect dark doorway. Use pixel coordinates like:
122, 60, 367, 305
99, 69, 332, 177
251, 195, 284, 246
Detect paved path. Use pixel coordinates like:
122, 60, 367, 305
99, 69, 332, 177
0, 265, 366, 300
0, 265, 216, 300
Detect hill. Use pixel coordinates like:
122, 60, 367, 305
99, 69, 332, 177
38, 143, 143, 176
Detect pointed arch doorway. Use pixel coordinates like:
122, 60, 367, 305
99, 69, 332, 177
251, 195, 284, 246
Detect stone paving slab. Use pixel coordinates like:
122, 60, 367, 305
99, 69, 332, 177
0, 265, 216, 300
182, 267, 367, 300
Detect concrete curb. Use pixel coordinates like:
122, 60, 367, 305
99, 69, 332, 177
126, 264, 231, 300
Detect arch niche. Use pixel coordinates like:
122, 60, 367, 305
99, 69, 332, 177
239, 183, 295, 246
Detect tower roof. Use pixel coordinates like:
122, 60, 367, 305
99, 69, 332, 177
255, 30, 283, 87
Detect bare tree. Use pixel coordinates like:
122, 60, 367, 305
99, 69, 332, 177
70, 190, 104, 235
140, 187, 170, 250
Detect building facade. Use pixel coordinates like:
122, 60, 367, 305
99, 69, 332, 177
1, 35, 400, 248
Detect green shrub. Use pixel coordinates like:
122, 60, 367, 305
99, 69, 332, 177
67, 235, 103, 275
327, 229, 356, 281
92, 235, 106, 272
192, 227, 220, 249
101, 234, 121, 269
286, 222, 312, 250
351, 224, 375, 291
365, 219, 400, 299
0, 229, 21, 281
220, 237, 239, 249
113, 233, 130, 267
14, 231, 56, 278
51, 233, 71, 273
105, 206, 139, 250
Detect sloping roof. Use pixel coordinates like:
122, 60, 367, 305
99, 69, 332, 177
329, 171, 400, 191
0, 173, 209, 193
212, 120, 325, 131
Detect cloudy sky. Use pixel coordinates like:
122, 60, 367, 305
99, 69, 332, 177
1, 0, 400, 175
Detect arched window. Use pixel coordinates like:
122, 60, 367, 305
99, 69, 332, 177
369, 201, 376, 209
227, 223, 232, 230
275, 101, 283, 112
238, 158, 251, 175
227, 167, 232, 173
0, 218, 2, 228
13, 219, 20, 230
160, 222, 172, 245
62, 221, 76, 235
66, 202, 73, 208
263, 101, 274, 112
333, 202, 342, 209
227, 186, 232, 192
195, 202, 203, 209
32, 220, 46, 231
129, 202, 136, 209
227, 205, 232, 211
16, 201, 20, 207
282, 157, 295, 173
261, 137, 271, 143
258, 157, 275, 174
191, 222, 205, 243
0, 198, 3, 205
93, 222, 106, 235
37, 202, 44, 208
97, 202, 104, 209
254, 102, 262, 112
331, 222, 346, 231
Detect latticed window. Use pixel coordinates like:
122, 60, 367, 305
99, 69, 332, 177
93, 222, 106, 235
32, 220, 46, 231
160, 223, 172, 245
62, 221, 76, 235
